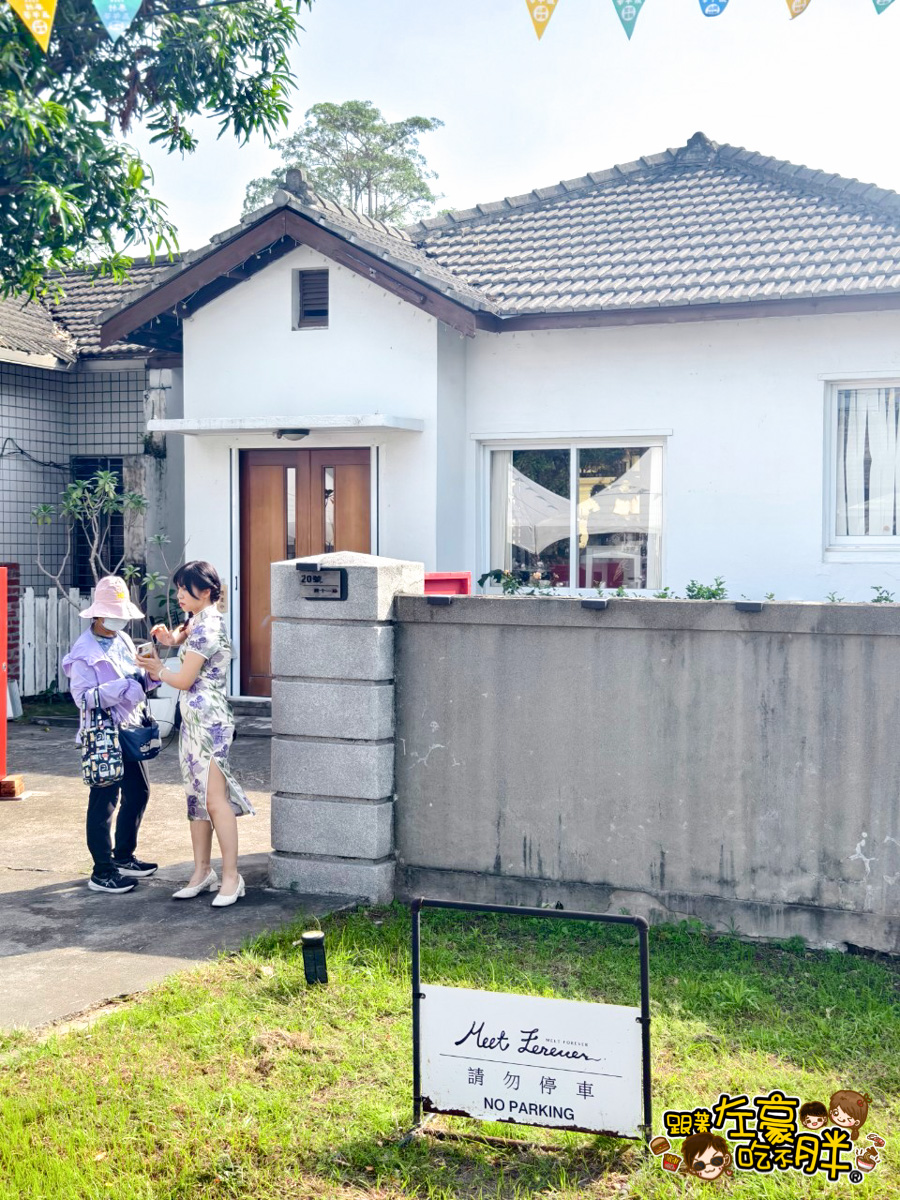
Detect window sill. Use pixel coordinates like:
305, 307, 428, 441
824, 547, 900, 564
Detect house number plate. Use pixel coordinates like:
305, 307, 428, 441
295, 565, 348, 600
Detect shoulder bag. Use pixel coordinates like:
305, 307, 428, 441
119, 701, 162, 762
81, 688, 124, 787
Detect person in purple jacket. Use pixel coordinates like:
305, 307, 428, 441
62, 576, 160, 895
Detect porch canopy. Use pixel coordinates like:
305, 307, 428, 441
147, 414, 424, 435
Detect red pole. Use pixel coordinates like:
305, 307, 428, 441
0, 567, 6, 779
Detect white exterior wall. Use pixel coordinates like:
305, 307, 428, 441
176, 248, 900, 695
180, 245, 440, 681
464, 309, 900, 601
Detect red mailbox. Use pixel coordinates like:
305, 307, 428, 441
423, 572, 472, 596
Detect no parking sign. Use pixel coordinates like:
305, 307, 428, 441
410, 899, 651, 1141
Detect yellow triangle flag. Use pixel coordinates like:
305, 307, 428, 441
526, 0, 559, 40
6, 0, 58, 50
785, 0, 813, 16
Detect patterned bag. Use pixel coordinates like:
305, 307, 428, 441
81, 688, 124, 788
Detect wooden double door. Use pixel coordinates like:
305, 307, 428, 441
239, 448, 370, 695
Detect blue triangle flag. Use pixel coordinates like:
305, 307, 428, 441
699, 0, 729, 14
611, 0, 648, 41
92, 0, 142, 40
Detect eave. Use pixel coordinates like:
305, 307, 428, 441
478, 290, 900, 333
100, 209, 485, 349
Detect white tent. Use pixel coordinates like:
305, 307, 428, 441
508, 467, 570, 554
577, 456, 652, 539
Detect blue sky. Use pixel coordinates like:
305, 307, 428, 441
135, 0, 900, 252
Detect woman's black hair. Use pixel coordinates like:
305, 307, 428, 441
173, 560, 222, 603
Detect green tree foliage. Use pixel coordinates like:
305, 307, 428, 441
0, 0, 310, 300
242, 99, 442, 223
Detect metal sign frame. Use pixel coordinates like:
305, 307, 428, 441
294, 563, 348, 601
410, 898, 652, 1142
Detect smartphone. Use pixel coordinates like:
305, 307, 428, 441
137, 642, 154, 657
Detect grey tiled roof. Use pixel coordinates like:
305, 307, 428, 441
0, 263, 174, 362
287, 192, 496, 311
406, 134, 900, 313
96, 133, 900, 345
0, 294, 77, 364
125, 185, 498, 317
49, 262, 175, 356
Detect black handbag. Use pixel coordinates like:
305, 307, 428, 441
119, 702, 162, 762
81, 689, 124, 787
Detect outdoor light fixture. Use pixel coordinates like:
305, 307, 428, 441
301, 930, 328, 985
274, 428, 310, 441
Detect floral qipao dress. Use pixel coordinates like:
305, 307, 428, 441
178, 605, 255, 822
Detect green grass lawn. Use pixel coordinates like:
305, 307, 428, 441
0, 906, 897, 1198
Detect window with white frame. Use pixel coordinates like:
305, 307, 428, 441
831, 383, 900, 545
488, 445, 663, 589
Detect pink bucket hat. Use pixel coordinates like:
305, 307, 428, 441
80, 576, 145, 621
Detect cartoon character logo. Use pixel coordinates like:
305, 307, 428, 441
856, 1146, 879, 1173
682, 1132, 732, 1182
800, 1100, 828, 1130
829, 1090, 871, 1142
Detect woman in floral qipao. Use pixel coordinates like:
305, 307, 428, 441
138, 561, 254, 907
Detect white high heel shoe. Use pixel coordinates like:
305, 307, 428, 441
172, 870, 218, 899
211, 875, 245, 908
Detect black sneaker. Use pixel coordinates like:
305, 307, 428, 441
112, 857, 159, 877
88, 872, 136, 894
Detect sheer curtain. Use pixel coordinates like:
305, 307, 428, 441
489, 451, 513, 571
836, 388, 900, 537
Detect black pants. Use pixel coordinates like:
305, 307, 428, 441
86, 759, 150, 875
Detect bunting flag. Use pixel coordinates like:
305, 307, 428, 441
699, 0, 729, 14
785, 0, 813, 16
92, 0, 143, 39
6, 0, 58, 50
612, 0, 649, 40
525, 0, 559, 40
873, 0, 896, 12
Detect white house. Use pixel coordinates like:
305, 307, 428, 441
102, 132, 900, 697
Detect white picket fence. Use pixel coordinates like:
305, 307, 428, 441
19, 587, 90, 697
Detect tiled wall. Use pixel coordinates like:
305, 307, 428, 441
0, 363, 147, 591
72, 369, 147, 456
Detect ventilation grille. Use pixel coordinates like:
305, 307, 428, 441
296, 270, 329, 328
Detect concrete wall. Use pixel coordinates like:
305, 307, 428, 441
144, 368, 184, 579
268, 553, 424, 901
392, 594, 900, 952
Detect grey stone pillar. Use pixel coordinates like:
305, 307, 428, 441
268, 551, 424, 902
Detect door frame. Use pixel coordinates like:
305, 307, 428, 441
228, 443, 379, 698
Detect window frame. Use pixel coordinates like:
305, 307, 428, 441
292, 268, 329, 330
823, 378, 900, 561
477, 435, 667, 593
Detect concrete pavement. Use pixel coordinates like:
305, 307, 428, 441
0, 721, 350, 1030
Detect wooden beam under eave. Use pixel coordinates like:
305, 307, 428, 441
99, 213, 290, 347
100, 204, 484, 344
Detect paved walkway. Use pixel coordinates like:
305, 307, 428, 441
0, 722, 347, 1030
